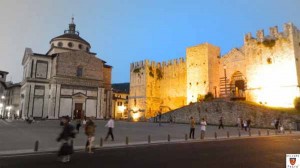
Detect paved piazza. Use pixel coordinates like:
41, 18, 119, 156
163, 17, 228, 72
0, 119, 285, 153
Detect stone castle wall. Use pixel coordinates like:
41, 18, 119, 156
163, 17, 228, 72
129, 22, 300, 120
242, 23, 300, 107
160, 100, 300, 129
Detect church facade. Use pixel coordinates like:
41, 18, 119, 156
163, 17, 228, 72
21, 18, 112, 119
129, 22, 300, 119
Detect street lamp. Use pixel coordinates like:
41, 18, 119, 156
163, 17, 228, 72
223, 65, 227, 96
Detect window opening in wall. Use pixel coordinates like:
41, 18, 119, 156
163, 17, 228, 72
86, 47, 89, 52
76, 67, 83, 77
68, 42, 74, 48
267, 57, 272, 64
58, 42, 63, 47
78, 44, 82, 49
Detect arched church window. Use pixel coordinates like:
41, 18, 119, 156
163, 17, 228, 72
86, 47, 89, 52
78, 44, 82, 49
58, 42, 63, 47
68, 42, 74, 48
76, 67, 83, 77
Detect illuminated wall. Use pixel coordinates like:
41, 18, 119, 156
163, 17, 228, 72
186, 43, 220, 103
129, 23, 300, 120
243, 23, 300, 107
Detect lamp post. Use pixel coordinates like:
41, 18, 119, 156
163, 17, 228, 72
223, 65, 227, 96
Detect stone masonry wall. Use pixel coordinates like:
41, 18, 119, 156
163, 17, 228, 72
160, 99, 300, 130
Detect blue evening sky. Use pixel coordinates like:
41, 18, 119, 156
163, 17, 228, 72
0, 0, 299, 83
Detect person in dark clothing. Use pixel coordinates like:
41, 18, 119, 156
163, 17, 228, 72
218, 116, 224, 129
247, 119, 251, 131
158, 112, 162, 126
189, 117, 195, 139
275, 118, 280, 130
56, 116, 76, 163
75, 119, 81, 133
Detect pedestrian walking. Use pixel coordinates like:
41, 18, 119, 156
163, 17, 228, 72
247, 119, 251, 131
158, 111, 162, 126
218, 116, 224, 129
200, 118, 207, 139
243, 120, 247, 131
85, 118, 96, 153
104, 116, 114, 141
189, 116, 195, 139
76, 119, 81, 133
275, 118, 279, 130
56, 116, 76, 163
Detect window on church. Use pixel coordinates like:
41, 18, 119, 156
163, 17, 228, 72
68, 42, 74, 48
58, 42, 63, 47
76, 67, 83, 77
78, 44, 82, 49
86, 47, 89, 52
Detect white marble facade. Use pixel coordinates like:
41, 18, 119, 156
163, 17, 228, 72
20, 19, 112, 119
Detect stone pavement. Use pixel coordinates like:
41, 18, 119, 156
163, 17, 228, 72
0, 119, 293, 155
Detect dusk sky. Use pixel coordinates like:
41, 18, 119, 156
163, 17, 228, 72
0, 0, 299, 83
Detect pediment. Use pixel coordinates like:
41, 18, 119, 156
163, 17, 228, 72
72, 92, 88, 99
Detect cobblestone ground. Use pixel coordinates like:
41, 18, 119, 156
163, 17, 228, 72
0, 119, 284, 153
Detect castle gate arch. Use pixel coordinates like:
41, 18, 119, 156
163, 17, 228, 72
230, 71, 246, 98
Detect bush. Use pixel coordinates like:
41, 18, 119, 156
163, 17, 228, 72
204, 92, 214, 101
294, 97, 300, 111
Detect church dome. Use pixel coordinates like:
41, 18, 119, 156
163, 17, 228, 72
49, 17, 91, 52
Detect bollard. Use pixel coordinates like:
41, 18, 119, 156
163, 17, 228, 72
238, 131, 241, 137
289, 129, 292, 134
227, 131, 230, 138
34, 140, 39, 152
248, 131, 251, 136
148, 135, 151, 144
126, 136, 129, 145
185, 134, 188, 141
100, 137, 103, 147
168, 134, 171, 142
267, 129, 269, 136
258, 130, 261, 136
214, 132, 217, 139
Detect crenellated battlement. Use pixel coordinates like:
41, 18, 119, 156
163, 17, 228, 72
244, 22, 296, 43
131, 57, 186, 71
130, 60, 151, 71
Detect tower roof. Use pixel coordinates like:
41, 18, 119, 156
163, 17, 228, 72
50, 17, 90, 46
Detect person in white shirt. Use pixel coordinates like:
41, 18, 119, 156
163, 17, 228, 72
200, 118, 207, 140
104, 116, 114, 141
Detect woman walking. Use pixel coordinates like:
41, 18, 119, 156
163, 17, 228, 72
85, 118, 96, 153
200, 118, 207, 140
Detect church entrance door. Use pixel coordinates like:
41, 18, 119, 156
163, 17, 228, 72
74, 103, 83, 119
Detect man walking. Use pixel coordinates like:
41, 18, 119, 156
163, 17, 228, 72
158, 111, 162, 126
189, 116, 195, 139
85, 118, 96, 153
218, 116, 224, 129
105, 116, 114, 141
